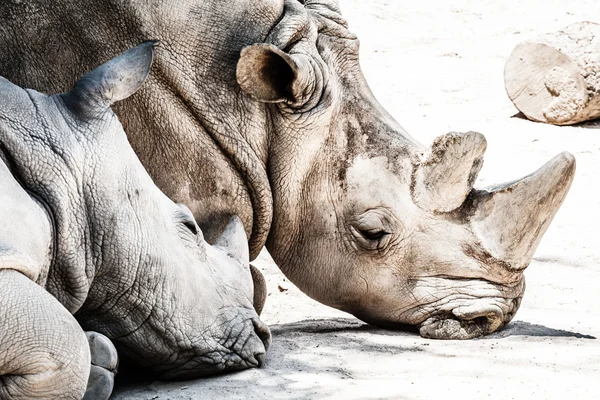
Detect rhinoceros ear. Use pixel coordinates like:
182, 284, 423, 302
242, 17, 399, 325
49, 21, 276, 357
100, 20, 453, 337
412, 132, 487, 213
236, 44, 316, 106
64, 41, 157, 118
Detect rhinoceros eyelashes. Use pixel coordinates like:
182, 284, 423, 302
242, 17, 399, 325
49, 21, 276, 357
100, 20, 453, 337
181, 218, 199, 235
350, 226, 390, 252
358, 228, 387, 242
176, 203, 199, 236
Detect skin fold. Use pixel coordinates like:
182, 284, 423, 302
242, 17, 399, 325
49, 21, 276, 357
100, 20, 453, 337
0, 0, 575, 339
0, 43, 270, 399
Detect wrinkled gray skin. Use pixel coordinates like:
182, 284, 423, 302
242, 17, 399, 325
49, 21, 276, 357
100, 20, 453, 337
0, 0, 575, 340
0, 43, 270, 400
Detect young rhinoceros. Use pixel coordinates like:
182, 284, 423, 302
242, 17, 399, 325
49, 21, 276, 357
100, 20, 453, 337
0, 42, 270, 400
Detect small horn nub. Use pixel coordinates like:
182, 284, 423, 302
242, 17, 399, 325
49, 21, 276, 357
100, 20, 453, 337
213, 216, 250, 266
469, 152, 576, 270
412, 131, 487, 213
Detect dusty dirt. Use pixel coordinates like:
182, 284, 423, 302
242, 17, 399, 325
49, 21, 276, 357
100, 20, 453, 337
114, 1, 600, 399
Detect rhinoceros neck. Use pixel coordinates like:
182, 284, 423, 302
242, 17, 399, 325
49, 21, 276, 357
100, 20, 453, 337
0, 102, 167, 314
0, 114, 93, 313
0, 0, 284, 259
0, 146, 54, 287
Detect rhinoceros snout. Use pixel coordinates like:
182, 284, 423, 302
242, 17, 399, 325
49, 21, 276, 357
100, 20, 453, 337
228, 316, 271, 369
157, 313, 271, 380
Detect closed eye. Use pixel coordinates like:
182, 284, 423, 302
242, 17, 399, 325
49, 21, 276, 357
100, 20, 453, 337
348, 208, 400, 253
182, 218, 198, 235
359, 229, 388, 241
175, 203, 199, 236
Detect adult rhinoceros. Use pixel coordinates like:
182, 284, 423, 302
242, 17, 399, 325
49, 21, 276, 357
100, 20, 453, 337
0, 0, 575, 339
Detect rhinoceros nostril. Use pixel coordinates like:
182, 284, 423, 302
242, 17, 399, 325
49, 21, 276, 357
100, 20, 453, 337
245, 318, 270, 368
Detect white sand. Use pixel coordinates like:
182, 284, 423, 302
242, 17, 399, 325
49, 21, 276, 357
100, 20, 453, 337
115, 1, 600, 398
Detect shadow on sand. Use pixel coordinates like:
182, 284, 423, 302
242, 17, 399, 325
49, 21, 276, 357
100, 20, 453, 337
272, 317, 596, 340
486, 320, 596, 340
511, 111, 600, 129
576, 119, 600, 129
113, 317, 595, 399
271, 317, 418, 336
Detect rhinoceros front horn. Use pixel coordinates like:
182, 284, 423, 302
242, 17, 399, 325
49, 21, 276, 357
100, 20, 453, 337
469, 152, 576, 270
412, 131, 487, 213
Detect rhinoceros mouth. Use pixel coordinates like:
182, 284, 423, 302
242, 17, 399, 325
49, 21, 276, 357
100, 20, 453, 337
417, 294, 522, 340
418, 312, 502, 340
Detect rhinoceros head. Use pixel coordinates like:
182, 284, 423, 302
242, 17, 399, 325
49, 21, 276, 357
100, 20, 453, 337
337, 132, 575, 339
0, 43, 270, 374
235, 0, 575, 339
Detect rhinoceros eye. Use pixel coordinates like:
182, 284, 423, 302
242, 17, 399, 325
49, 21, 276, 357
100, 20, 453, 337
349, 210, 395, 252
359, 228, 387, 241
349, 225, 389, 252
181, 218, 199, 235
176, 203, 199, 236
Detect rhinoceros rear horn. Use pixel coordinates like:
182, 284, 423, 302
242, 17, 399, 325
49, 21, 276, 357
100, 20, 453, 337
214, 216, 250, 266
469, 152, 576, 270
65, 41, 157, 118
412, 131, 487, 213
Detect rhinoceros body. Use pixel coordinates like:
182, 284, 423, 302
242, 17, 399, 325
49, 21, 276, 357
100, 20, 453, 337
0, 44, 269, 400
0, 0, 575, 339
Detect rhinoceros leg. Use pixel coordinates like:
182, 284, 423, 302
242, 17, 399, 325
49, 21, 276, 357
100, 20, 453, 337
0, 269, 90, 399
83, 332, 118, 400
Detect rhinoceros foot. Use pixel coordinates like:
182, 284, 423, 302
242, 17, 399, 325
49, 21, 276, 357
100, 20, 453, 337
83, 332, 118, 400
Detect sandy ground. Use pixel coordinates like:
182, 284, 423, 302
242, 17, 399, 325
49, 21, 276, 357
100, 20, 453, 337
115, 1, 600, 399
